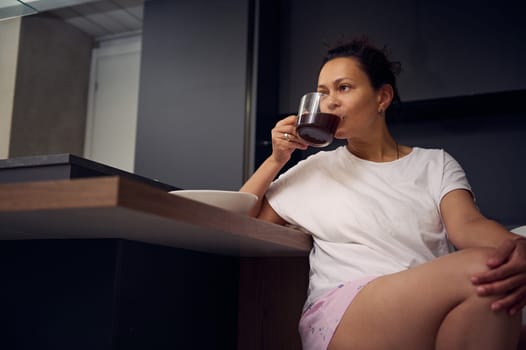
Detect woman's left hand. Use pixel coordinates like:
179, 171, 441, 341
471, 238, 526, 315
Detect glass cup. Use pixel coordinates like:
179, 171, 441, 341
296, 92, 340, 147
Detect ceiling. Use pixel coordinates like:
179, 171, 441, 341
46, 0, 145, 39
0, 0, 146, 39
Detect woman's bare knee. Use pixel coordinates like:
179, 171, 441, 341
440, 247, 509, 312
453, 247, 495, 271
445, 247, 495, 288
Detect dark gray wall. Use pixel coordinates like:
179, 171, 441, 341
279, 0, 526, 112
9, 15, 92, 158
135, 0, 251, 190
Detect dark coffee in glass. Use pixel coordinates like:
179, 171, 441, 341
296, 92, 340, 147
297, 112, 340, 147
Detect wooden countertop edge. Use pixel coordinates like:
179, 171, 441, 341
115, 176, 312, 251
0, 176, 313, 252
0, 176, 120, 211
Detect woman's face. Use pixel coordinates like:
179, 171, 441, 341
317, 57, 384, 139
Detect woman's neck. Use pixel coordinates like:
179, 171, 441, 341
346, 128, 399, 162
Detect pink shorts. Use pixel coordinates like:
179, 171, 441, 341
299, 276, 378, 350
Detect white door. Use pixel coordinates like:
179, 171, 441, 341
84, 35, 141, 172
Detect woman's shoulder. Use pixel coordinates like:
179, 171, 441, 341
297, 146, 342, 164
407, 147, 463, 172
409, 146, 448, 160
277, 147, 342, 181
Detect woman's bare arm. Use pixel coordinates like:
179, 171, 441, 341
240, 115, 307, 220
440, 189, 526, 314
440, 189, 518, 249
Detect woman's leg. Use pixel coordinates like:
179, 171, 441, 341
327, 247, 521, 350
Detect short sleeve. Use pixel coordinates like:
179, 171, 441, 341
439, 151, 473, 202
265, 151, 328, 227
265, 170, 288, 218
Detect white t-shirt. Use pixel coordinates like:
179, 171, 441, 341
266, 146, 472, 307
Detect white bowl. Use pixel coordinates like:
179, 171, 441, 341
169, 190, 258, 215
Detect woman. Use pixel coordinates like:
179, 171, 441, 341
240, 37, 525, 349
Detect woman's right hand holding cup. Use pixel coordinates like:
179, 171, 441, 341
270, 115, 308, 165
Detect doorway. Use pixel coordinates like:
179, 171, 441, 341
84, 35, 142, 172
